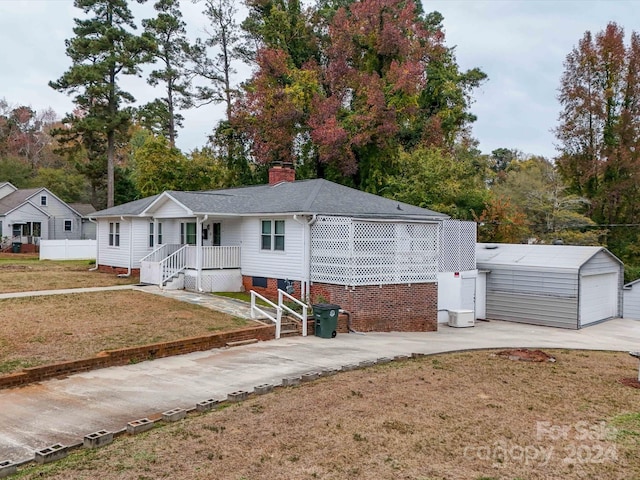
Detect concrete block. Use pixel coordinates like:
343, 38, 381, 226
341, 364, 359, 372
126, 418, 154, 435
282, 376, 301, 387
196, 398, 219, 412
359, 360, 376, 368
393, 355, 410, 362
254, 384, 274, 395
162, 408, 187, 423
0, 460, 17, 478
227, 390, 249, 402
83, 430, 113, 449
320, 368, 338, 377
35, 444, 67, 465
377, 357, 393, 364
301, 372, 320, 382
411, 352, 426, 358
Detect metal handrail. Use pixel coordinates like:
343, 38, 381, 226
278, 289, 308, 337
251, 290, 282, 339
159, 245, 189, 286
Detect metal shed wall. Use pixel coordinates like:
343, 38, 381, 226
480, 265, 579, 328
477, 244, 623, 329
623, 280, 640, 319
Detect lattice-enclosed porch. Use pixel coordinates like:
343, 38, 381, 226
310, 216, 440, 286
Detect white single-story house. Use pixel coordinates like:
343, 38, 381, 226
91, 166, 476, 332
476, 243, 623, 329
0, 182, 96, 252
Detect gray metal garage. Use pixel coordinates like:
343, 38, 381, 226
476, 243, 623, 329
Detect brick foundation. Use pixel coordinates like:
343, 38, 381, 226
242, 276, 301, 301
98, 264, 141, 276
0, 324, 275, 390
309, 283, 438, 332
19, 243, 39, 253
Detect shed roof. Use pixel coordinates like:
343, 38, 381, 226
92, 179, 448, 221
476, 243, 620, 270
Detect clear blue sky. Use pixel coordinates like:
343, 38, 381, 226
1, 0, 639, 159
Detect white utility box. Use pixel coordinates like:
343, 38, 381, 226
448, 309, 475, 328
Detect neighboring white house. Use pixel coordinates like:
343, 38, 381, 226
0, 183, 96, 251
476, 243, 623, 329
91, 167, 476, 333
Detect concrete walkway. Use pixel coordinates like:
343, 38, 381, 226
0, 317, 639, 464
0, 284, 135, 300
132, 285, 268, 319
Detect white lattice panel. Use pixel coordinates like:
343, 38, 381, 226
439, 220, 476, 272
311, 216, 439, 286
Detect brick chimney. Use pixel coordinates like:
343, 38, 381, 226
268, 164, 296, 185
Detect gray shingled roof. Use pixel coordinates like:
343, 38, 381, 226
0, 188, 43, 215
92, 179, 447, 220
67, 203, 97, 216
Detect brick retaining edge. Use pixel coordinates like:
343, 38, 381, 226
0, 324, 276, 390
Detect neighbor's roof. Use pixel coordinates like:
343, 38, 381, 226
68, 203, 97, 216
476, 243, 621, 270
0, 188, 43, 215
91, 179, 448, 221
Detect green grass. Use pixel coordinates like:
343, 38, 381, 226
212, 291, 271, 307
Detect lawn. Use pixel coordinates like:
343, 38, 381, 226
11, 350, 640, 480
0, 290, 253, 374
0, 253, 138, 293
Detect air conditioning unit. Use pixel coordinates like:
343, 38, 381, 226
448, 309, 475, 328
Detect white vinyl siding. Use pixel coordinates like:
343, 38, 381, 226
623, 282, 640, 320
241, 217, 305, 280
98, 220, 129, 268
149, 198, 191, 218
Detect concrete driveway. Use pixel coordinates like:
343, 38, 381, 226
1, 318, 639, 464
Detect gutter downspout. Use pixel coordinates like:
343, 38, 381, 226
197, 215, 208, 292
118, 216, 132, 277
88, 217, 99, 271
293, 214, 317, 303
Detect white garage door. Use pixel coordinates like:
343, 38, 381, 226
580, 273, 618, 326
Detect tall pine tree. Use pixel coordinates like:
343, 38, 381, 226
50, 0, 153, 208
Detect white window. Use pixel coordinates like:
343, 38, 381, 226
109, 222, 120, 247
180, 222, 196, 245
40, 195, 47, 206
261, 220, 285, 251
149, 222, 163, 247
64, 219, 72, 232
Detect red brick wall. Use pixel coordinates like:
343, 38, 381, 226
242, 276, 301, 301
309, 283, 438, 332
98, 264, 141, 276
0, 324, 275, 390
19, 243, 39, 253
268, 166, 295, 184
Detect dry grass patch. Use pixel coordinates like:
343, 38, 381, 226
0, 254, 138, 293
13, 350, 640, 480
0, 291, 252, 373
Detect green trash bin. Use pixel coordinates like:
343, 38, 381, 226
312, 303, 340, 338
11, 242, 21, 253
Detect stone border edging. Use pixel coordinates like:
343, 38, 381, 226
0, 324, 276, 390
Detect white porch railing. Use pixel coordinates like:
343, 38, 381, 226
278, 289, 308, 337
160, 245, 189, 285
140, 244, 183, 263
186, 246, 241, 269
251, 291, 282, 339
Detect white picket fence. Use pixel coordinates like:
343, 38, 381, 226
40, 239, 97, 260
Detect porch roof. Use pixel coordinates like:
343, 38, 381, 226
92, 179, 447, 221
